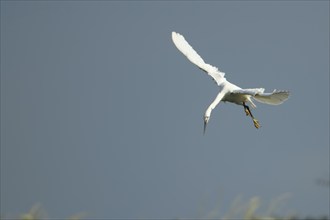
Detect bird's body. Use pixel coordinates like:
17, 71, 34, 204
171, 32, 290, 133
218, 82, 258, 107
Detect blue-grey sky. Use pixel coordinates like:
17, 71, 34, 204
1, 1, 329, 219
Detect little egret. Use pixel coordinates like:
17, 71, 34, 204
171, 32, 290, 133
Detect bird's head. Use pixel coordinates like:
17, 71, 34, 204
203, 115, 210, 134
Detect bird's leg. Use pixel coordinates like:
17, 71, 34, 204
243, 104, 250, 116
243, 102, 260, 129
243, 102, 251, 116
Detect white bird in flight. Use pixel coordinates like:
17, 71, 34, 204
171, 32, 290, 133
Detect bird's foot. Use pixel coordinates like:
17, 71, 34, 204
253, 118, 260, 129
244, 108, 250, 116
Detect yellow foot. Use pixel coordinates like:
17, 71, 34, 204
244, 108, 250, 116
253, 118, 260, 129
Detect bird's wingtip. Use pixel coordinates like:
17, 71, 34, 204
171, 31, 176, 41
172, 31, 183, 38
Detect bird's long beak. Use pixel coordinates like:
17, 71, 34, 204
203, 120, 207, 135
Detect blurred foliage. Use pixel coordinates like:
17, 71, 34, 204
0, 203, 87, 220
1, 195, 329, 220
198, 194, 329, 220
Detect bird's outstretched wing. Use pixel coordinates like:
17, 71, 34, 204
253, 90, 290, 105
172, 32, 225, 86
233, 89, 290, 105
232, 88, 265, 96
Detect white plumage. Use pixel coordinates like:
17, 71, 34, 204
171, 32, 290, 133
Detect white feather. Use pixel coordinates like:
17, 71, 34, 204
232, 88, 265, 96
253, 90, 290, 105
171, 32, 225, 85
231, 88, 290, 106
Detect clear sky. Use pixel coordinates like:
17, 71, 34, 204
1, 1, 329, 219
